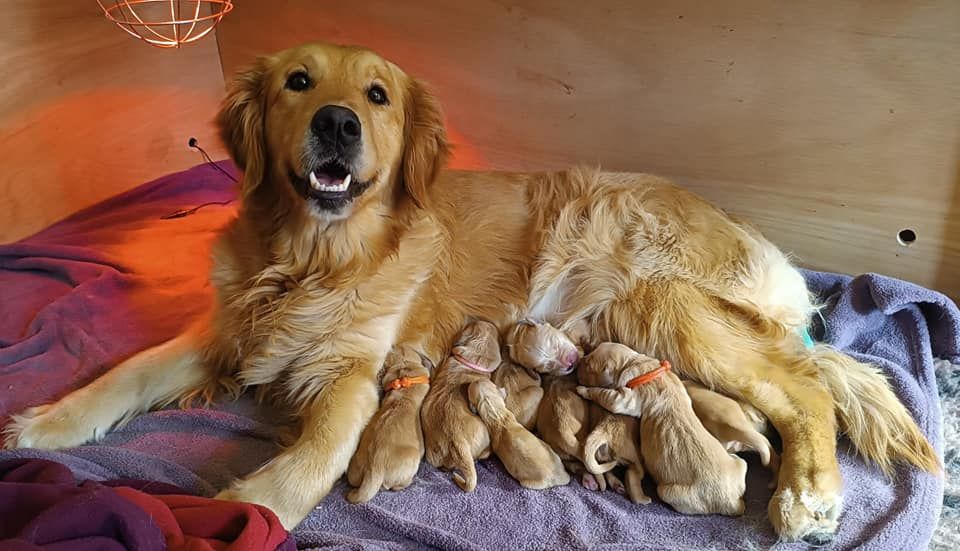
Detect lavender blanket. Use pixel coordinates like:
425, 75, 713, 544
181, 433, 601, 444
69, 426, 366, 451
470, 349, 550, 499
0, 162, 951, 550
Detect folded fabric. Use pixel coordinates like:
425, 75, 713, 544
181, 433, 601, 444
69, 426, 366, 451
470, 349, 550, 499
0, 458, 294, 551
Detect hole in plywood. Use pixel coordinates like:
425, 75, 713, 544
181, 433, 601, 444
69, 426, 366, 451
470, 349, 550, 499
897, 228, 917, 247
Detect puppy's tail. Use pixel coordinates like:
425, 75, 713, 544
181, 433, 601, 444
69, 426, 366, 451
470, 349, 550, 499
582, 427, 618, 475
346, 470, 383, 504
811, 344, 940, 475
450, 445, 478, 492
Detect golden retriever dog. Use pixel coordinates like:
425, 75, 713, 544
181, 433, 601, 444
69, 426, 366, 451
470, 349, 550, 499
467, 379, 570, 490
420, 319, 501, 492
577, 343, 748, 516
3, 41, 937, 541
683, 379, 780, 475
346, 344, 430, 503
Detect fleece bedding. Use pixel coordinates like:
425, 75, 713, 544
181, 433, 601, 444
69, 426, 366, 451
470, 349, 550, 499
0, 162, 951, 550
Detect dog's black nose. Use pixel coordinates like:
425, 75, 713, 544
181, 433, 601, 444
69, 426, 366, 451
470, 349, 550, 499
312, 105, 361, 149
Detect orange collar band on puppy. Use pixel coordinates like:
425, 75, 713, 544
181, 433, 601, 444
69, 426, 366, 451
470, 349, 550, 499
452, 352, 497, 373
383, 375, 430, 392
625, 360, 672, 389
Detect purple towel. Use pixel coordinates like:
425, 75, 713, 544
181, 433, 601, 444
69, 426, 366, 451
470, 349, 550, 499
0, 458, 167, 551
0, 162, 950, 550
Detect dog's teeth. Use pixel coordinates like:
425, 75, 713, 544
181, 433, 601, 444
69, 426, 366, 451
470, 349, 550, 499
309, 171, 320, 190
343, 173, 352, 189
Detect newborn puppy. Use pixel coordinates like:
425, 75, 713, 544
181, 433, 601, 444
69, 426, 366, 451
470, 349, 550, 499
509, 319, 605, 491
577, 343, 747, 516
421, 320, 501, 492
683, 380, 780, 475
468, 379, 570, 489
491, 322, 545, 430
491, 359, 541, 430
508, 319, 582, 375
347, 345, 431, 503
579, 366, 651, 505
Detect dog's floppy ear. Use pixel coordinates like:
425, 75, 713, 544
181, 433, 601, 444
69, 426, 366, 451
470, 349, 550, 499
216, 57, 270, 196
401, 78, 450, 208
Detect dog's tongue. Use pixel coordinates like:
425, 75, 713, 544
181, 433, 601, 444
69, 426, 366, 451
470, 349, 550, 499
314, 173, 342, 187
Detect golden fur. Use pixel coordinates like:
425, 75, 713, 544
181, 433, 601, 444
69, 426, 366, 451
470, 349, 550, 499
467, 379, 570, 489
577, 359, 650, 505
346, 345, 430, 503
511, 320, 607, 491
578, 343, 748, 516
490, 359, 542, 431
3, 42, 938, 541
683, 380, 780, 474
420, 320, 501, 492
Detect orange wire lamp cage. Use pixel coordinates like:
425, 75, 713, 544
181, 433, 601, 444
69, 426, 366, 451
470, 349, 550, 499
96, 1, 234, 48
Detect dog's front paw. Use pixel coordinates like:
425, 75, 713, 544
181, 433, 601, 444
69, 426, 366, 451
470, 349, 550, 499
216, 467, 317, 530
216, 483, 305, 529
769, 473, 843, 544
3, 404, 101, 450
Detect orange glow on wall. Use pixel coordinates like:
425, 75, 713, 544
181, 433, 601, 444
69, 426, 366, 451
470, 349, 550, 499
96, 0, 233, 49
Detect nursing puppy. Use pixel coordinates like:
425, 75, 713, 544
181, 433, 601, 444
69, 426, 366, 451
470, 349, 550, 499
490, 359, 542, 431
508, 320, 605, 490
683, 380, 780, 474
577, 343, 747, 516
468, 379, 570, 489
578, 366, 651, 505
490, 321, 551, 430
346, 345, 431, 503
421, 320, 501, 491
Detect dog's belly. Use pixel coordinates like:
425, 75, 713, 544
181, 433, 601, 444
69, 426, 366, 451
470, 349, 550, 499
405, 166, 812, 363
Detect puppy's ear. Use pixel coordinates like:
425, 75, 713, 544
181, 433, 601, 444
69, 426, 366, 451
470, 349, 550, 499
401, 78, 450, 208
216, 57, 271, 196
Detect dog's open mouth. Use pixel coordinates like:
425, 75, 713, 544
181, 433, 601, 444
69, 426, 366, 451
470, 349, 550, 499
289, 158, 373, 211
308, 159, 352, 194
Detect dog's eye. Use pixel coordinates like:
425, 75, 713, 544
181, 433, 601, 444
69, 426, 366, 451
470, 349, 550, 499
367, 85, 389, 105
285, 71, 311, 92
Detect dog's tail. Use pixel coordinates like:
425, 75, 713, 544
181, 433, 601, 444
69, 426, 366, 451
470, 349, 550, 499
812, 344, 940, 475
582, 427, 619, 474
346, 470, 383, 504
449, 445, 478, 492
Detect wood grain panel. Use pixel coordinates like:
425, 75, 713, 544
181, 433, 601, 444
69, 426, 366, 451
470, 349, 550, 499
216, 0, 960, 298
0, 1, 227, 243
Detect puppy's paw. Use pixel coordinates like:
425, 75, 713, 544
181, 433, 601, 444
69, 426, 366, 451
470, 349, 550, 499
605, 471, 626, 495
769, 478, 842, 544
579, 471, 606, 492
3, 404, 102, 450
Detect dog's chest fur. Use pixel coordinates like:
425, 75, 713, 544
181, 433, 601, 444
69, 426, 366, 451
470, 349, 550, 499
205, 212, 441, 403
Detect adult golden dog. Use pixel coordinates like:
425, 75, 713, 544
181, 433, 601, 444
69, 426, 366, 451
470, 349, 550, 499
4, 42, 938, 542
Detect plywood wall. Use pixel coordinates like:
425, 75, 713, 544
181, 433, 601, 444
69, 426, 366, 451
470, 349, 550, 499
0, 1, 227, 243
216, 0, 960, 298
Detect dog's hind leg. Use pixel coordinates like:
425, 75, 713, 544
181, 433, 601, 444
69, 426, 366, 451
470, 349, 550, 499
4, 327, 210, 450
598, 283, 844, 543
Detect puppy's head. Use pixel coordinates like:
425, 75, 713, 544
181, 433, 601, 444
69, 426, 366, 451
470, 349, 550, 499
577, 343, 661, 387
507, 320, 581, 376
217, 42, 449, 221
452, 319, 502, 369
383, 344, 431, 380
